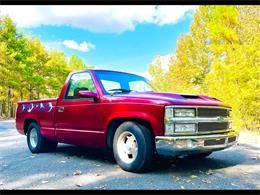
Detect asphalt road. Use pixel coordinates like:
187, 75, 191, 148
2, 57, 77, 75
0, 120, 260, 190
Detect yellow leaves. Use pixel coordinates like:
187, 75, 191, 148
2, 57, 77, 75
148, 5, 260, 131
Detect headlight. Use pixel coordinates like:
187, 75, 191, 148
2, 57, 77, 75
164, 107, 196, 135
165, 123, 174, 135
175, 123, 196, 133
174, 108, 195, 117
165, 107, 174, 119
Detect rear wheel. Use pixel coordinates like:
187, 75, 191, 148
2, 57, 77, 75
27, 122, 57, 153
113, 121, 154, 172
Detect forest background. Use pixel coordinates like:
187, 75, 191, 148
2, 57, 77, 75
0, 5, 259, 131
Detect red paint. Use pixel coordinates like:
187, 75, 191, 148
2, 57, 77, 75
15, 69, 230, 148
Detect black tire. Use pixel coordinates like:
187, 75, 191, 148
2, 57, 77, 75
113, 121, 154, 173
188, 152, 212, 159
27, 122, 57, 153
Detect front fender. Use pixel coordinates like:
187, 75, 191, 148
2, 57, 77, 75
104, 110, 164, 136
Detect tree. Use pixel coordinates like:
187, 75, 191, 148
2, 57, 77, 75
148, 55, 171, 92
0, 15, 93, 118
148, 6, 260, 131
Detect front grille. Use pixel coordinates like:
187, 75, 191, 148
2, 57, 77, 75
204, 138, 226, 146
198, 108, 229, 117
168, 106, 231, 135
198, 122, 229, 132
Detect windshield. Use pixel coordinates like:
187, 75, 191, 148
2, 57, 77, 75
95, 70, 154, 95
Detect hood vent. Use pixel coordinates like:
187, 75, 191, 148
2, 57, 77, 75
181, 94, 200, 99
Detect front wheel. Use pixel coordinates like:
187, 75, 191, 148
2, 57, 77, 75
113, 121, 154, 173
27, 122, 57, 153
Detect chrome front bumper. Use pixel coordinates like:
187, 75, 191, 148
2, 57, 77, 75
155, 131, 239, 157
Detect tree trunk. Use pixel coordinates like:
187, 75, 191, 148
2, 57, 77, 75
0, 102, 3, 118
29, 85, 33, 100
11, 101, 13, 118
2, 101, 6, 118
20, 91, 23, 101
7, 87, 11, 119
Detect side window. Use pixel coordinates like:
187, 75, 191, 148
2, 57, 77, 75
66, 72, 96, 99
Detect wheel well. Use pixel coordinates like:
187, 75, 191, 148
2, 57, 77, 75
106, 118, 154, 149
24, 119, 38, 135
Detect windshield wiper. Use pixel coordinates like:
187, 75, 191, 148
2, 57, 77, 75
108, 88, 132, 92
108, 88, 136, 95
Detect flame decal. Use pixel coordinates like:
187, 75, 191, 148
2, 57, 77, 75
18, 102, 53, 113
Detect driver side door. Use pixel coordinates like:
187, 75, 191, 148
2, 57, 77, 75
55, 71, 103, 146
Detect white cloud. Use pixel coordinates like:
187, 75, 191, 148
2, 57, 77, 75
0, 5, 197, 33
62, 40, 95, 52
154, 6, 197, 25
160, 54, 174, 72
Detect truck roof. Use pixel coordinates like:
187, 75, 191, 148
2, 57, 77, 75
71, 69, 144, 77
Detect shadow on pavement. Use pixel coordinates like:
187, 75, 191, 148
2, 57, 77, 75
51, 143, 258, 174
54, 144, 117, 164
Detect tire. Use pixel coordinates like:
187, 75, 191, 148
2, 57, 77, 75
27, 122, 57, 153
113, 121, 154, 173
188, 152, 212, 159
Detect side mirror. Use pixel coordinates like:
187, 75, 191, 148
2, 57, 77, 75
78, 90, 98, 99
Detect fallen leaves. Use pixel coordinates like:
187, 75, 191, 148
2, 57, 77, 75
206, 169, 213, 175
75, 183, 82, 187
251, 156, 260, 160
174, 176, 180, 181
73, 170, 82, 176
99, 185, 106, 189
202, 178, 211, 183
231, 183, 238, 186
190, 175, 198, 179
185, 179, 191, 183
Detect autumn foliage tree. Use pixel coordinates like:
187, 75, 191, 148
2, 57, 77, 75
0, 16, 93, 118
148, 6, 260, 131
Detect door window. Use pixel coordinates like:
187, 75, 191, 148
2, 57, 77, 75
66, 72, 96, 99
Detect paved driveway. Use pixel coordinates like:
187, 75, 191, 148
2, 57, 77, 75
0, 120, 259, 189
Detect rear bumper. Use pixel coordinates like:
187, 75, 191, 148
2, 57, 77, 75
155, 131, 238, 156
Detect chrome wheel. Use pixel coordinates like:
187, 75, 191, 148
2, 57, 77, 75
117, 131, 138, 164
30, 128, 38, 148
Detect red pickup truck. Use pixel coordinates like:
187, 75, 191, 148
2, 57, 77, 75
16, 69, 238, 172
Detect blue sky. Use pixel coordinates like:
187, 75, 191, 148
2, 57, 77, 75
0, 5, 197, 76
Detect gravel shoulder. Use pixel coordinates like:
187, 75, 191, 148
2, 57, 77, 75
0, 120, 259, 190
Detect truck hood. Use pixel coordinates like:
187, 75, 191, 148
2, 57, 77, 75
107, 92, 230, 107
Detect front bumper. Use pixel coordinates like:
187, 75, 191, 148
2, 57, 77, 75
155, 131, 239, 157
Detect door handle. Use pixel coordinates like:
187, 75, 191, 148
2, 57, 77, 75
58, 107, 64, 112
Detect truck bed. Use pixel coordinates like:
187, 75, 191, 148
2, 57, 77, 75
16, 98, 58, 141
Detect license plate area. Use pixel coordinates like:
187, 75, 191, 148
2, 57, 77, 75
204, 138, 225, 146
